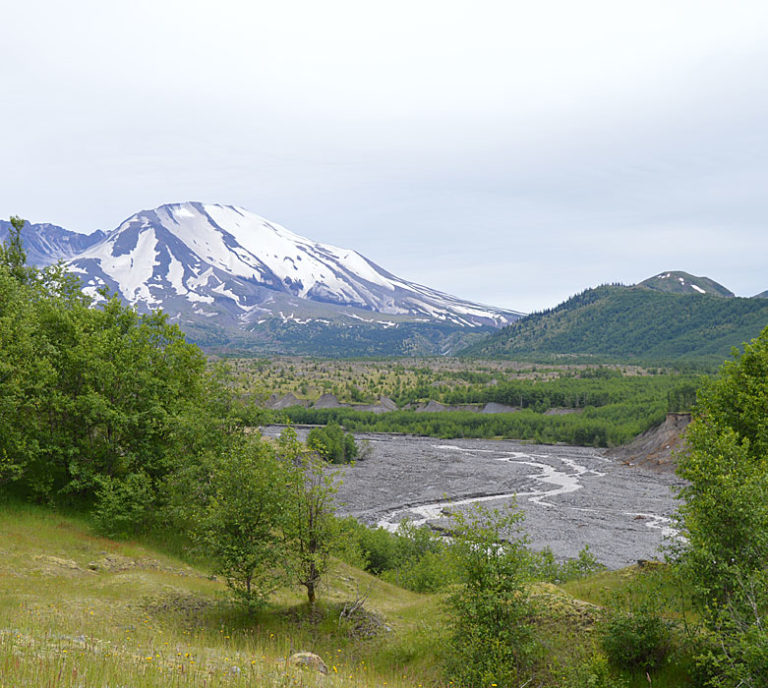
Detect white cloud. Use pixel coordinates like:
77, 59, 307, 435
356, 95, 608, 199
2, 0, 768, 310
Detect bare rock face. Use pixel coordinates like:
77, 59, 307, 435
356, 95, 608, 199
415, 400, 450, 413
481, 402, 518, 414
288, 652, 328, 674
414, 400, 482, 413
378, 396, 397, 411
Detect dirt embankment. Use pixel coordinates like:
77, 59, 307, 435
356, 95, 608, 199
607, 413, 691, 471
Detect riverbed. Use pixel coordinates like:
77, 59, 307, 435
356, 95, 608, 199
263, 428, 684, 569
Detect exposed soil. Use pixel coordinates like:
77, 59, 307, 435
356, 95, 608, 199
606, 413, 691, 471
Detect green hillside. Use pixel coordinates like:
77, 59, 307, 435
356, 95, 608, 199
1, 501, 698, 688
461, 285, 768, 362
0, 502, 447, 688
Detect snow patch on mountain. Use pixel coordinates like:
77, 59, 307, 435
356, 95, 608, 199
63, 201, 521, 329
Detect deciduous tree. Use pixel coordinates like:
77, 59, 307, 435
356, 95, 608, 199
445, 503, 539, 688
279, 427, 338, 606
677, 326, 768, 686
196, 438, 291, 607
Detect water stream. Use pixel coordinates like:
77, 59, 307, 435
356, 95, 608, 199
375, 441, 681, 547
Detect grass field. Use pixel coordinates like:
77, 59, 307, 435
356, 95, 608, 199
0, 502, 449, 688
0, 502, 695, 688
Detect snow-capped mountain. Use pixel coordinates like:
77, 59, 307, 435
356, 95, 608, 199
0, 220, 104, 267
65, 202, 521, 330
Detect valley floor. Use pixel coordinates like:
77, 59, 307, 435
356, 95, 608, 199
262, 428, 684, 568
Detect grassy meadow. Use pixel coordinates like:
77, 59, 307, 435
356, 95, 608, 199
0, 501, 697, 688
0, 501, 449, 688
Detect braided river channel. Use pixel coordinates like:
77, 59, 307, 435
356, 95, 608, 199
264, 428, 684, 569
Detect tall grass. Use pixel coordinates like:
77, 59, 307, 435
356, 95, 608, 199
0, 500, 696, 687
0, 501, 446, 688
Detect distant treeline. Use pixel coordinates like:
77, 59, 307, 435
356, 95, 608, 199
439, 371, 697, 411
275, 374, 701, 447
283, 406, 655, 447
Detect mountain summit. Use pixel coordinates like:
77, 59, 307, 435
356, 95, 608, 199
639, 271, 734, 297
65, 202, 520, 330
4, 203, 522, 354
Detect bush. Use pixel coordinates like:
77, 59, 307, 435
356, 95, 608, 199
600, 606, 671, 671
307, 422, 358, 463
355, 524, 403, 574
382, 549, 456, 593
445, 504, 539, 688
340, 518, 457, 592
562, 653, 629, 688
529, 545, 605, 583
93, 472, 156, 537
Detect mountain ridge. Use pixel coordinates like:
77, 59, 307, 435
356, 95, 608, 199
0, 220, 104, 266
66, 202, 521, 327
3, 203, 521, 355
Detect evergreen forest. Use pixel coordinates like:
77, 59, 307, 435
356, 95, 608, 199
462, 284, 768, 363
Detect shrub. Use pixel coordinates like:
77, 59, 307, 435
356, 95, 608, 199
529, 545, 605, 583
600, 605, 671, 671
93, 472, 156, 537
562, 653, 629, 688
307, 422, 358, 463
445, 504, 539, 688
382, 549, 456, 593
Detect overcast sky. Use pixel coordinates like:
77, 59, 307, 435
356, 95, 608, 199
3, 0, 768, 312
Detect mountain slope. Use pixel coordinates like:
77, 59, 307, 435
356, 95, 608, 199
640, 270, 734, 297
461, 284, 768, 362
66, 202, 520, 329
754, 290, 768, 299
7, 203, 521, 355
0, 219, 104, 266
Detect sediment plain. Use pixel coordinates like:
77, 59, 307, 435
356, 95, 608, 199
263, 427, 684, 569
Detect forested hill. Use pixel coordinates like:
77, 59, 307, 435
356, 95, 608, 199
460, 284, 768, 362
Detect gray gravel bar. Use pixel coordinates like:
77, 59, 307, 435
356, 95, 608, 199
262, 427, 685, 569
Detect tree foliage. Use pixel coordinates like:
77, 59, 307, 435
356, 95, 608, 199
445, 504, 539, 688
195, 439, 291, 607
278, 428, 338, 606
306, 422, 358, 463
0, 220, 352, 612
677, 325, 768, 686
0, 218, 229, 514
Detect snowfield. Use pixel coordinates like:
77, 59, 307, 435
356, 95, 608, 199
65, 202, 522, 329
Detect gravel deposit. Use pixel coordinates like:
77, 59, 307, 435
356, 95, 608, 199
263, 427, 685, 569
